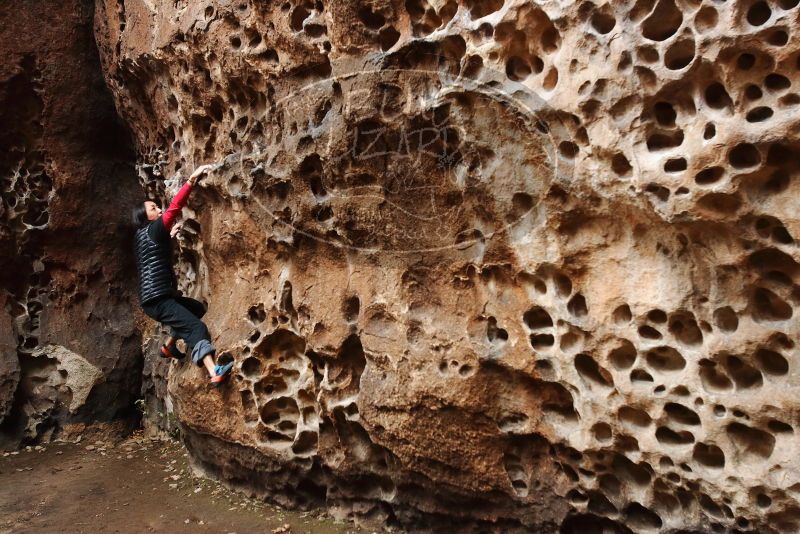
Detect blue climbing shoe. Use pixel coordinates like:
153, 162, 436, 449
210, 362, 234, 388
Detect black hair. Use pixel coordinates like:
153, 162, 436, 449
132, 202, 150, 229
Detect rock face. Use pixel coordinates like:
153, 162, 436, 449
0, 0, 143, 446
0, 294, 19, 423
94, 0, 800, 532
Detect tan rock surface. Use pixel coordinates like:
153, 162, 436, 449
95, 0, 800, 532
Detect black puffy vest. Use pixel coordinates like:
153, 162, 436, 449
134, 222, 177, 304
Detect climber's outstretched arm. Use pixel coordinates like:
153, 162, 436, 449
162, 164, 213, 230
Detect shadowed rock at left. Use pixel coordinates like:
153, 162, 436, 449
0, 0, 143, 446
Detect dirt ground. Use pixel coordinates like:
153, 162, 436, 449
0, 433, 366, 534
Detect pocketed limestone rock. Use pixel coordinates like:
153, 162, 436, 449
36, 345, 105, 413
94, 0, 800, 532
9, 345, 104, 441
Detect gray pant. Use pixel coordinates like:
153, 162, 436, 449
141, 296, 216, 367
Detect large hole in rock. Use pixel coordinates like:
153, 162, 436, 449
699, 360, 733, 392
697, 192, 742, 215
575, 354, 614, 387
653, 101, 676, 126
668, 312, 703, 346
638, 325, 662, 340
624, 502, 663, 530
260, 396, 300, 429
613, 304, 632, 323
705, 82, 733, 110
357, 5, 385, 29
506, 56, 532, 81
693, 442, 725, 468
655, 426, 694, 445
641, 0, 683, 41
631, 368, 654, 383
664, 157, 687, 173
694, 6, 718, 32
592, 422, 613, 442
379, 26, 401, 51
729, 143, 762, 168
646, 130, 684, 151
767, 29, 789, 46
664, 39, 695, 70
567, 294, 588, 317
747, 106, 774, 122
254, 375, 289, 399
664, 402, 701, 425
611, 454, 652, 486
724, 354, 763, 390
695, 166, 725, 185
765, 73, 791, 92
292, 430, 319, 456
611, 153, 632, 175
726, 422, 775, 461
751, 287, 792, 322
767, 419, 793, 434
609, 339, 637, 370
523, 307, 553, 329
738, 53, 756, 70
619, 406, 652, 427
248, 303, 266, 324
343, 295, 360, 323
755, 348, 789, 375
530, 333, 555, 350
466, 0, 505, 19
645, 346, 686, 372
554, 273, 573, 297
559, 141, 579, 159
591, 11, 616, 34
747, 1, 772, 26
241, 356, 262, 378
587, 491, 617, 515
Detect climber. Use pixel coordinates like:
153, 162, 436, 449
131, 164, 233, 387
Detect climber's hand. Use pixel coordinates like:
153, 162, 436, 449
189, 164, 214, 184
170, 221, 183, 238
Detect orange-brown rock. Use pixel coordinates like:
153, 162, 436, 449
93, 0, 800, 532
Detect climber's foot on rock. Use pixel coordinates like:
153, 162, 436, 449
160, 342, 185, 360
209, 362, 234, 388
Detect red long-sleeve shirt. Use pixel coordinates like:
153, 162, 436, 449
162, 181, 193, 230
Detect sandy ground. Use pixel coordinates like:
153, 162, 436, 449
0, 433, 365, 534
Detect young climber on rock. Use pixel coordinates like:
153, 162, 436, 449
131, 164, 233, 387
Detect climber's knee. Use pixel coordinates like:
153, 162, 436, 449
191, 339, 215, 367
185, 320, 210, 349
